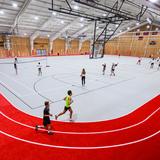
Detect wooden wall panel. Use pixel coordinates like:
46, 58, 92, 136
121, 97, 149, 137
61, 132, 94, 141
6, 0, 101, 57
105, 41, 117, 55
0, 36, 30, 58
145, 36, 160, 57
105, 32, 160, 58
118, 36, 132, 56
0, 35, 6, 58
52, 39, 65, 55
80, 40, 90, 54
131, 36, 148, 57
67, 39, 79, 54
11, 37, 30, 57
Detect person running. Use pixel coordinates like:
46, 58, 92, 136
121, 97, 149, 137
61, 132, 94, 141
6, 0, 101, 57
37, 62, 42, 76
35, 101, 53, 135
81, 68, 86, 86
14, 61, 18, 75
102, 63, 106, 75
150, 58, 155, 69
55, 90, 73, 121
110, 63, 118, 76
137, 57, 141, 65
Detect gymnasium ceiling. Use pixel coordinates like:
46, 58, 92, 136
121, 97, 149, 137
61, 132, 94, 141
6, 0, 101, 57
0, 0, 160, 41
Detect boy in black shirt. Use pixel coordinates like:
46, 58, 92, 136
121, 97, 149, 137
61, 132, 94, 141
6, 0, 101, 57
35, 101, 53, 135
102, 63, 106, 75
14, 61, 18, 75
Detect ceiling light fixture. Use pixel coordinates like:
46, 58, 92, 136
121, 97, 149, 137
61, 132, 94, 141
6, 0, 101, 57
136, 22, 140, 26
61, 20, 64, 24
115, 24, 119, 27
147, 25, 150, 29
52, 12, 56, 16
0, 10, 4, 14
34, 16, 39, 20
73, 5, 79, 10
149, 0, 158, 3
80, 17, 84, 22
155, 27, 159, 31
81, 24, 84, 27
12, 3, 18, 8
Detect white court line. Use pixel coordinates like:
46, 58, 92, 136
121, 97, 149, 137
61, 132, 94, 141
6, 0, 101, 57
0, 106, 159, 134
0, 130, 159, 149
0, 72, 34, 92
0, 81, 25, 99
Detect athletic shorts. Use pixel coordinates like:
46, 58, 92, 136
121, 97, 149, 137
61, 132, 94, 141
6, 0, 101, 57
64, 106, 70, 111
43, 117, 51, 126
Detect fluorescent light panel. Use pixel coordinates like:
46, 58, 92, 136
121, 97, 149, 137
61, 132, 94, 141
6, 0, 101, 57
12, 3, 18, 8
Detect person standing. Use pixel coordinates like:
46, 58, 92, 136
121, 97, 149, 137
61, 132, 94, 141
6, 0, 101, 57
110, 63, 118, 76
37, 62, 42, 76
150, 58, 155, 69
35, 101, 53, 135
137, 57, 141, 65
81, 68, 86, 86
14, 61, 18, 75
55, 90, 73, 121
102, 63, 106, 75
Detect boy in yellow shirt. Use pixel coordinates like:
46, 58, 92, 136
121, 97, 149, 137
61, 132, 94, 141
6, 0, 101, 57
55, 90, 73, 121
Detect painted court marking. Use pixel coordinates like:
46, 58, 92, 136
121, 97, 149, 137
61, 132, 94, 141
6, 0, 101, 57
0, 106, 159, 134
0, 130, 159, 150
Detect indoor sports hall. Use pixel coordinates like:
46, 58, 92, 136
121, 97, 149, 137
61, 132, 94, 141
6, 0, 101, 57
0, 0, 160, 160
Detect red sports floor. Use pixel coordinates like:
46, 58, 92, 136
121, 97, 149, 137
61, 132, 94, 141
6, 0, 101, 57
0, 94, 160, 160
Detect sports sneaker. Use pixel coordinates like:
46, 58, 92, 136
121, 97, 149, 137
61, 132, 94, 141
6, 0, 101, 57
69, 119, 74, 122
55, 115, 58, 120
35, 125, 38, 131
48, 131, 53, 135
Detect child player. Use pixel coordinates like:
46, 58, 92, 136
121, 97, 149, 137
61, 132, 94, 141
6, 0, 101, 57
14, 61, 18, 75
80, 68, 86, 86
37, 62, 42, 76
102, 63, 106, 75
110, 63, 118, 76
55, 90, 73, 121
35, 101, 53, 135
137, 57, 141, 65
